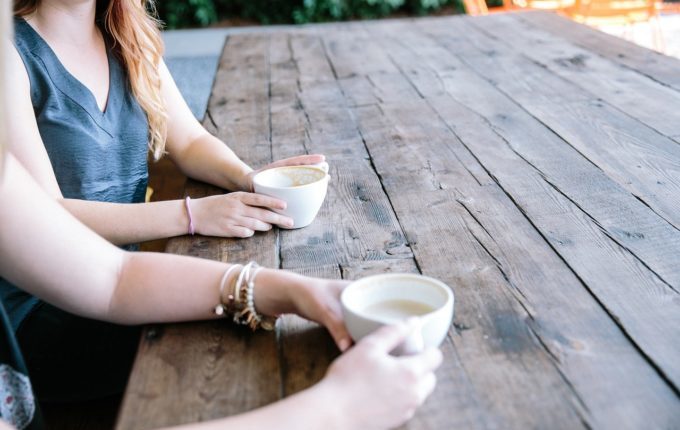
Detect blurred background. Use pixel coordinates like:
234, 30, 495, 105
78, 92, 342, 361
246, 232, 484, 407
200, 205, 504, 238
156, 0, 465, 29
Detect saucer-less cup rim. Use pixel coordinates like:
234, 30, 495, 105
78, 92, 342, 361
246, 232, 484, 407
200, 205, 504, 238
252, 165, 329, 190
341, 273, 453, 325
252, 165, 330, 229
341, 273, 455, 354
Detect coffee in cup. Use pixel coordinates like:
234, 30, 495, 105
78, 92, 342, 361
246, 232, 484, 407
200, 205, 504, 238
341, 273, 454, 355
253, 165, 330, 229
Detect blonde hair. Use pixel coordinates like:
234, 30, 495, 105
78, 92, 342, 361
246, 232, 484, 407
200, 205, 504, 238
14, 0, 168, 160
0, 0, 9, 172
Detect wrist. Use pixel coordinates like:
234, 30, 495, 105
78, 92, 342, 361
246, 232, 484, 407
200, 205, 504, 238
253, 268, 301, 317
309, 378, 348, 430
222, 163, 253, 192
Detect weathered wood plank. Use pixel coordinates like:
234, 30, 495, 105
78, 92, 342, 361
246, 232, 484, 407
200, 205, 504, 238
205, 34, 274, 168
354, 103, 587, 429
357, 19, 680, 427
321, 24, 399, 79
320, 23, 592, 429
419, 17, 680, 277
356, 97, 680, 429
116, 323, 279, 430
268, 33, 412, 271
522, 11, 680, 93
120, 15, 680, 430
418, 17, 680, 279
371, 15, 680, 395
469, 13, 680, 140
117, 34, 281, 430
412, 15, 680, 389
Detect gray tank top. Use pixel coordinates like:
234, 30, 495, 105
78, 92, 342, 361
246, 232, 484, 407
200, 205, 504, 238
1, 17, 150, 331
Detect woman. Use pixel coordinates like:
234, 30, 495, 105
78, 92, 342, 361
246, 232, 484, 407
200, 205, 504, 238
4, 0, 324, 401
9, 0, 313, 243
0, 8, 442, 428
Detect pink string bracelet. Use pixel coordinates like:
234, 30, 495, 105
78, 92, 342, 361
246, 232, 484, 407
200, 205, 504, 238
184, 196, 196, 235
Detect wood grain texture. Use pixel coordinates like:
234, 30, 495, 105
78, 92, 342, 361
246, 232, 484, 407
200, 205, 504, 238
376, 18, 680, 392
357, 19, 680, 427
119, 13, 680, 430
469, 14, 680, 139
117, 34, 281, 430
268, 32, 411, 271
430, 16, 680, 277
354, 94, 680, 429
116, 322, 279, 430
322, 23, 586, 429
523, 11, 680, 93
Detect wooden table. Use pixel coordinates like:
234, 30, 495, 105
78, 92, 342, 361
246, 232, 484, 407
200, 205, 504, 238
116, 11, 680, 429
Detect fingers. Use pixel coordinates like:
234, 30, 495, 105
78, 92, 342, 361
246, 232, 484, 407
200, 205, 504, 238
358, 318, 420, 353
228, 226, 254, 238
235, 216, 273, 233
236, 192, 287, 211
265, 154, 326, 169
242, 206, 294, 229
399, 348, 443, 376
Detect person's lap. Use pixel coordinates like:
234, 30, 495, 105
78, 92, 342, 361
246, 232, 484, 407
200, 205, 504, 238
17, 302, 140, 403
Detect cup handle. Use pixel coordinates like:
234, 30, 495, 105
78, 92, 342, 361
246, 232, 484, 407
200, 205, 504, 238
312, 161, 329, 173
394, 318, 425, 356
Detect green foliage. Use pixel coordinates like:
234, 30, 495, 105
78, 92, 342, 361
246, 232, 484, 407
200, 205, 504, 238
156, 0, 459, 29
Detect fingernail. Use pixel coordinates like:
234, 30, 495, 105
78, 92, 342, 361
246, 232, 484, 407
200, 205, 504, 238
339, 338, 351, 352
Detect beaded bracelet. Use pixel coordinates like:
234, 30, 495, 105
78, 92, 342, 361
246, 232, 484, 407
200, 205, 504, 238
213, 262, 277, 331
213, 264, 242, 316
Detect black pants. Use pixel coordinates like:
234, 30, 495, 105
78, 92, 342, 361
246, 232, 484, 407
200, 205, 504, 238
16, 302, 140, 403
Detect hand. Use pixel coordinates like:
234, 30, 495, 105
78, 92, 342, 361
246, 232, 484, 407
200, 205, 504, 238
288, 276, 352, 352
320, 321, 443, 430
251, 270, 351, 351
244, 154, 326, 192
191, 192, 294, 237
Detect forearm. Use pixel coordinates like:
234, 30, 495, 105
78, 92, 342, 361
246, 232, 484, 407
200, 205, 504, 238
171, 133, 252, 192
107, 255, 300, 325
60, 198, 190, 245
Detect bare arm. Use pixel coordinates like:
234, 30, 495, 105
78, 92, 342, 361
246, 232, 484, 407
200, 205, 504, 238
5, 46, 292, 244
160, 59, 324, 193
0, 157, 441, 430
0, 156, 344, 332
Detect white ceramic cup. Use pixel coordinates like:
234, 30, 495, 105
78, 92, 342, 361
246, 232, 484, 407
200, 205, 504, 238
253, 165, 330, 229
341, 273, 454, 355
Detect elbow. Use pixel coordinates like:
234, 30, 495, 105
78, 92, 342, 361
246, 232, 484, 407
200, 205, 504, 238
104, 251, 135, 324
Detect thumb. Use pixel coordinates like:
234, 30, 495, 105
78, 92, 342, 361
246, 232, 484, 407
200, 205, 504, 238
358, 318, 421, 354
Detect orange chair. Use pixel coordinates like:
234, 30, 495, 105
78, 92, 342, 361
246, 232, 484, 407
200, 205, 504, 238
565, 0, 664, 51
462, 0, 517, 15
513, 0, 575, 10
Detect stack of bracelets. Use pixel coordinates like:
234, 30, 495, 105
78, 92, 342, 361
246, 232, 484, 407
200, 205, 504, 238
213, 261, 278, 331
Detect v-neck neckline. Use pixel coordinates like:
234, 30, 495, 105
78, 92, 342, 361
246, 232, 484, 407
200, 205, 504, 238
17, 17, 118, 119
